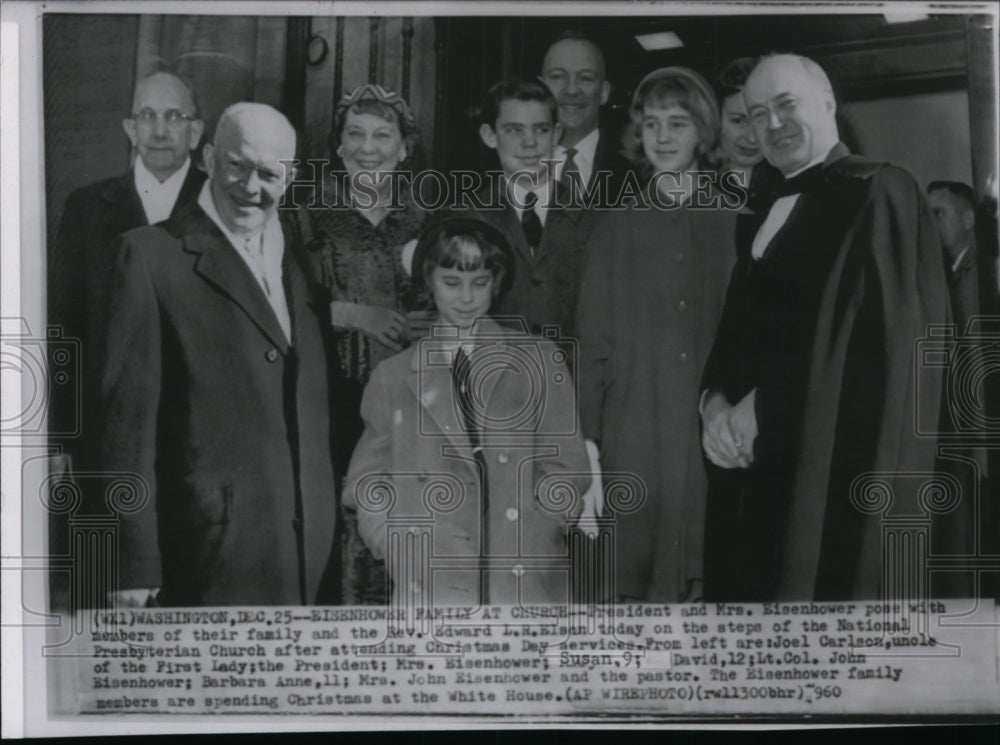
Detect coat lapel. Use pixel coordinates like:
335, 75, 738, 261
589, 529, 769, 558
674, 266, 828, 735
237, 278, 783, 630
405, 349, 472, 455
403, 319, 513, 447
179, 207, 291, 352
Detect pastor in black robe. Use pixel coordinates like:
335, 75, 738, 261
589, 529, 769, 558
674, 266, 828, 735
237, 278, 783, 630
702, 143, 969, 602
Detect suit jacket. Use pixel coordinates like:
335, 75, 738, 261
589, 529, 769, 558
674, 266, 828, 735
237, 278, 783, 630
48, 165, 205, 454
472, 181, 596, 348
946, 241, 980, 333
590, 127, 633, 203
96, 201, 337, 606
343, 318, 590, 606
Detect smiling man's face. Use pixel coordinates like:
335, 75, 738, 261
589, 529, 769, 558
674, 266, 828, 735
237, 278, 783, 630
540, 38, 610, 145
204, 111, 296, 235
480, 99, 560, 183
744, 56, 838, 175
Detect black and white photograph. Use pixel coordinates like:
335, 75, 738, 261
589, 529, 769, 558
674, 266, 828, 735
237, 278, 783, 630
1, 0, 999, 734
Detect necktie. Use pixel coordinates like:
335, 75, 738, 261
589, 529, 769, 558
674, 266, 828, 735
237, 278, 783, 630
452, 346, 490, 602
452, 346, 479, 449
521, 191, 544, 253
561, 147, 582, 192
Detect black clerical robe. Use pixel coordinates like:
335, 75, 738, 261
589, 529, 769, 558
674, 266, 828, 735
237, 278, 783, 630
702, 144, 967, 601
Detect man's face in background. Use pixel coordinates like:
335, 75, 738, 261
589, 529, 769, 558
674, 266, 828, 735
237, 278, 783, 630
123, 73, 203, 182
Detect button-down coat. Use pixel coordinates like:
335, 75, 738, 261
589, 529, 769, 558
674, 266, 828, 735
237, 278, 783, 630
343, 318, 591, 607
96, 202, 338, 606
577, 200, 736, 602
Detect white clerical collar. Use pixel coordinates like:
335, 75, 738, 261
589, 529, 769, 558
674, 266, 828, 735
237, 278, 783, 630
134, 156, 191, 224
782, 143, 837, 179
751, 144, 837, 260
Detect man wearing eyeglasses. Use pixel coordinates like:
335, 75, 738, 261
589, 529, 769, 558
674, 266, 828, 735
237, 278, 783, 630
95, 102, 338, 607
49, 72, 205, 469
699, 54, 966, 602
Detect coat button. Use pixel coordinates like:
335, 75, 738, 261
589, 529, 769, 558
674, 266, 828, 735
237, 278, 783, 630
676, 299, 688, 312
266, 349, 279, 362
498, 452, 510, 464
531, 277, 543, 287
511, 564, 524, 577
505, 508, 518, 521
674, 253, 685, 263
678, 352, 689, 363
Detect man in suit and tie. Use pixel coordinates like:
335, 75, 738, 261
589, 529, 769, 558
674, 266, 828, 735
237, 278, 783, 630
928, 180, 982, 332
474, 79, 595, 345
49, 71, 205, 457
539, 31, 631, 205
474, 79, 604, 603
96, 102, 337, 606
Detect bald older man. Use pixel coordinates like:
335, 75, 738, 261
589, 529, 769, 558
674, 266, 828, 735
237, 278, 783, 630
96, 103, 338, 606
49, 72, 205, 458
700, 54, 963, 602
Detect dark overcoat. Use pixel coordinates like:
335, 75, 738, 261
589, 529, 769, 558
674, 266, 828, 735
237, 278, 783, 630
96, 201, 338, 606
576, 200, 737, 602
48, 166, 205, 450
702, 145, 965, 601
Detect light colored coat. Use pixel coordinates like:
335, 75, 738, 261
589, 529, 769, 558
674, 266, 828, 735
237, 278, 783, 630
343, 318, 590, 606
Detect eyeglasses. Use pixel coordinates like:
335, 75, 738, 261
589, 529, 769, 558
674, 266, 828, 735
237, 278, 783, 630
131, 108, 196, 126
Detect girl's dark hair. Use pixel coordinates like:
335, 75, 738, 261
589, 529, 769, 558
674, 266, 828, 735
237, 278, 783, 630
713, 56, 758, 102
413, 217, 514, 300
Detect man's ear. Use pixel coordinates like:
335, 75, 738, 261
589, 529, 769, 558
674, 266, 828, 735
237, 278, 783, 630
962, 208, 976, 231
202, 142, 215, 175
188, 119, 205, 152
824, 89, 837, 114
122, 118, 138, 147
479, 123, 498, 150
600, 80, 611, 106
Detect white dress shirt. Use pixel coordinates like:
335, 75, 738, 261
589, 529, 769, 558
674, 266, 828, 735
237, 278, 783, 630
134, 156, 191, 225
950, 245, 970, 273
751, 147, 833, 260
555, 127, 600, 188
197, 183, 291, 342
